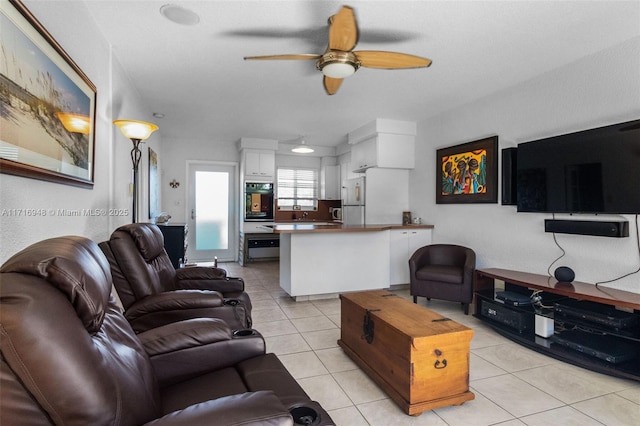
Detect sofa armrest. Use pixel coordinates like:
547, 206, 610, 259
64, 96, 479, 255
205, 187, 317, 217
138, 318, 232, 356
175, 266, 227, 280
409, 246, 430, 274
139, 319, 266, 386
145, 391, 293, 426
124, 290, 224, 322
463, 250, 476, 281
175, 268, 245, 293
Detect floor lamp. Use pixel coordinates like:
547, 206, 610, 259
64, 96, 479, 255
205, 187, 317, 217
113, 119, 158, 223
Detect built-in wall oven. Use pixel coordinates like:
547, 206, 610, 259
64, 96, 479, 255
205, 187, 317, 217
245, 182, 274, 221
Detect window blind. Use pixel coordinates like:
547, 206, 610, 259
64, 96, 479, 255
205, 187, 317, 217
277, 168, 318, 209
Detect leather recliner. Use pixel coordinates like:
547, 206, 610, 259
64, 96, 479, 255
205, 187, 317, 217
0, 235, 334, 425
409, 244, 476, 315
99, 223, 252, 332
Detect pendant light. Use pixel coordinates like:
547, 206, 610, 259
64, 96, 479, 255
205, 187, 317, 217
291, 139, 314, 154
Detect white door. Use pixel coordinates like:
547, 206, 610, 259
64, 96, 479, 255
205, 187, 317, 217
187, 162, 238, 262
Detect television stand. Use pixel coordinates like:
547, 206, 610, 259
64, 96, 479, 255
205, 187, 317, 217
474, 268, 640, 382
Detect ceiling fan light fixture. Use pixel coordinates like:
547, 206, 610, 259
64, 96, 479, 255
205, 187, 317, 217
321, 62, 356, 79
317, 51, 359, 79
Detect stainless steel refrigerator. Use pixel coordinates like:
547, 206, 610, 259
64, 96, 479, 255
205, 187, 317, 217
342, 176, 365, 225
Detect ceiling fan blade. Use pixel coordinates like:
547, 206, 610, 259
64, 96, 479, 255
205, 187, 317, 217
244, 54, 321, 61
328, 6, 359, 51
323, 76, 343, 95
354, 50, 432, 69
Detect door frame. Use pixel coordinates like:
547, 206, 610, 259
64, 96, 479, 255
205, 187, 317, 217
185, 160, 239, 262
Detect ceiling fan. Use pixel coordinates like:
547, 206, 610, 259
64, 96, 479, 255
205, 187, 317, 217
244, 5, 432, 95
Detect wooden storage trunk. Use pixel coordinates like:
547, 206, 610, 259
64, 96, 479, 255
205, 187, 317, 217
338, 290, 474, 415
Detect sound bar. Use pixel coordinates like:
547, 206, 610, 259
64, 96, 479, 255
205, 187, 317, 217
545, 219, 629, 238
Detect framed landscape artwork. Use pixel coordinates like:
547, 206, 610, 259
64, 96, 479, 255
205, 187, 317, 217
148, 147, 159, 219
436, 136, 498, 204
0, 0, 96, 188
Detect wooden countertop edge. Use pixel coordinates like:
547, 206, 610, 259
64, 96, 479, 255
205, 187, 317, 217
271, 224, 434, 234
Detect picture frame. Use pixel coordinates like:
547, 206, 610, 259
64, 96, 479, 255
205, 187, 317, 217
0, 0, 96, 188
436, 136, 498, 204
148, 147, 159, 219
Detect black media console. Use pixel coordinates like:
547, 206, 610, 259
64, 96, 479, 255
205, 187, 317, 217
474, 268, 640, 382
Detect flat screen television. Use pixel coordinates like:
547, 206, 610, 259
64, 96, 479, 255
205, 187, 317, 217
516, 119, 640, 214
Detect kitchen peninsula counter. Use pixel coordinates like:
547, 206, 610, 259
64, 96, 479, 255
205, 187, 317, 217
271, 223, 433, 233
274, 223, 434, 300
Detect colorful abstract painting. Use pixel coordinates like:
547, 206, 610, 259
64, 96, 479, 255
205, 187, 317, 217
441, 148, 487, 195
436, 136, 498, 204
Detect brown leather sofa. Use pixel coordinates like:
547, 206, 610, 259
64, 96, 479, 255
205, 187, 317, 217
409, 244, 476, 315
0, 236, 334, 425
99, 223, 252, 332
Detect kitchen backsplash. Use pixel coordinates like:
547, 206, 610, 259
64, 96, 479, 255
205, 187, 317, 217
275, 200, 342, 222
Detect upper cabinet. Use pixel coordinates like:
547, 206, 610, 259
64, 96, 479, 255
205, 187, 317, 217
351, 134, 415, 172
244, 150, 275, 179
239, 138, 278, 181
321, 164, 340, 199
348, 119, 416, 173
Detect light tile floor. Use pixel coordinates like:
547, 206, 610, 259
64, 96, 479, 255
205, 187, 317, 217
224, 261, 640, 426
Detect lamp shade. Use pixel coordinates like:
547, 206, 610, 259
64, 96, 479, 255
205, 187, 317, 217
113, 119, 158, 140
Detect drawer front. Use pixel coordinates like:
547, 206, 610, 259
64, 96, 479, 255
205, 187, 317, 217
248, 238, 279, 248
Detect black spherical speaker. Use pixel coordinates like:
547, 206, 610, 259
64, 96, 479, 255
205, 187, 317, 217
554, 266, 575, 283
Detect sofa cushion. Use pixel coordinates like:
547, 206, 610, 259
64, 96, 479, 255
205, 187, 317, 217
160, 368, 248, 414
236, 353, 312, 408
120, 223, 166, 262
0, 272, 161, 425
0, 236, 111, 334
415, 264, 464, 284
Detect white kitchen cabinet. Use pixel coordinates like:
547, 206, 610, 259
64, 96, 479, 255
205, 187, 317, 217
389, 228, 432, 285
351, 134, 415, 172
245, 150, 275, 178
340, 161, 361, 184
351, 137, 377, 171
321, 164, 340, 199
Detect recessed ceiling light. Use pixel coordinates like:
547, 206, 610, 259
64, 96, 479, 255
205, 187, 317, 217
160, 4, 200, 26
153, 112, 165, 119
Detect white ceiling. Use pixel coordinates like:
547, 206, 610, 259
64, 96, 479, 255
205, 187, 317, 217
84, 0, 640, 149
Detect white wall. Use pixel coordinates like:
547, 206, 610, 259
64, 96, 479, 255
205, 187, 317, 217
410, 37, 640, 293
365, 168, 409, 225
160, 137, 240, 223
0, 0, 156, 262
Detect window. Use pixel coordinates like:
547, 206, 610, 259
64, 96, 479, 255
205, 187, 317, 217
277, 168, 318, 209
